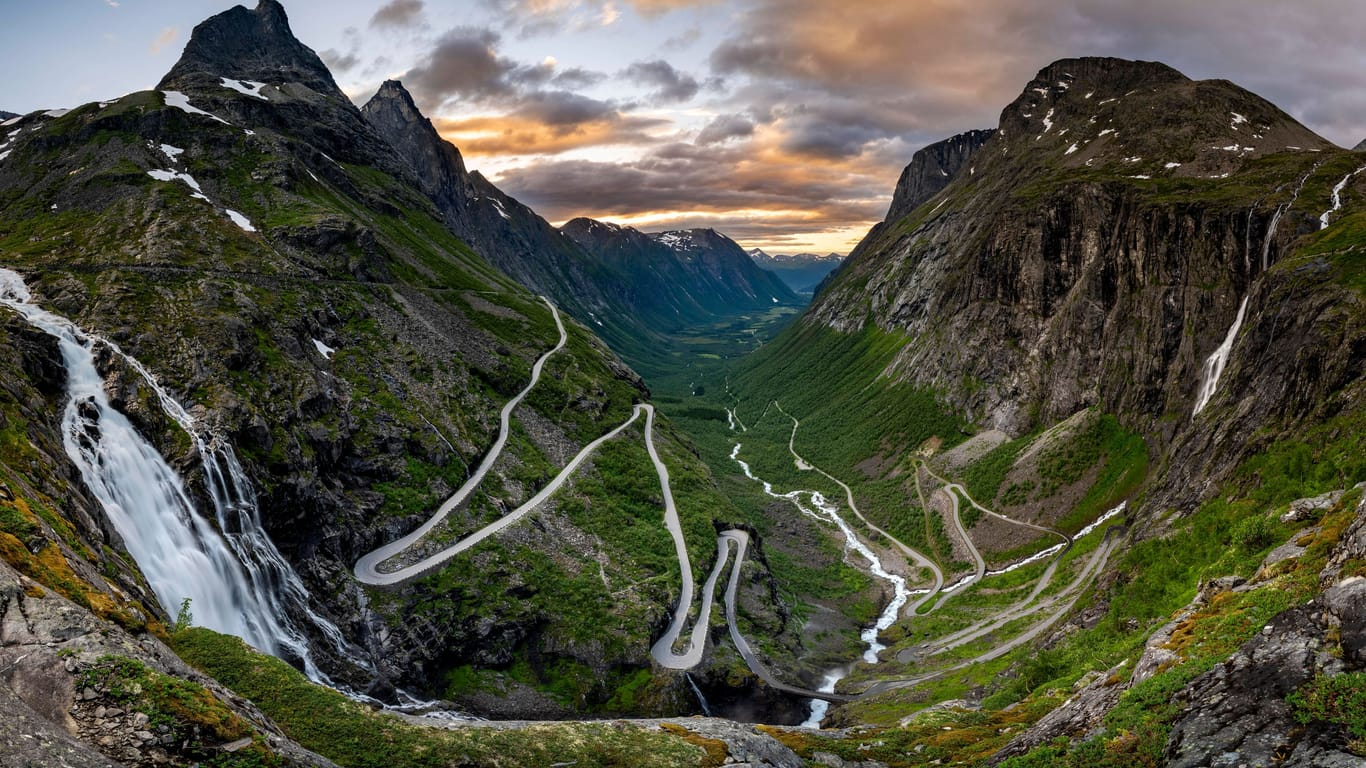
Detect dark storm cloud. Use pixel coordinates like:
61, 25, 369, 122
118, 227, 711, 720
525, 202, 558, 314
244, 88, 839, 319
622, 59, 702, 103
369, 0, 426, 29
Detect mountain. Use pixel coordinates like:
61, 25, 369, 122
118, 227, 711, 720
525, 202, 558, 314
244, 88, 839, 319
0, 1, 806, 762
360, 79, 800, 366
729, 56, 1366, 764
562, 219, 799, 326
746, 248, 843, 293
884, 128, 996, 222
359, 80, 640, 344
0, 110, 17, 121
1355, 137, 1366, 152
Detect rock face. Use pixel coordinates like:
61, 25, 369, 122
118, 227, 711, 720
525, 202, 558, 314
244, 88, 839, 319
809, 56, 1344, 447
0, 558, 335, 768
159, 0, 344, 100
884, 129, 995, 223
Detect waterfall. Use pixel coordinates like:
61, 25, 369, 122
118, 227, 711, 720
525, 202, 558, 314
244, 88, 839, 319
0, 268, 355, 682
686, 673, 713, 717
1192, 296, 1249, 416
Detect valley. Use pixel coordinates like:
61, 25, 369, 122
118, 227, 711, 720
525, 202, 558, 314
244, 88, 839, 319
1, 3, 1365, 768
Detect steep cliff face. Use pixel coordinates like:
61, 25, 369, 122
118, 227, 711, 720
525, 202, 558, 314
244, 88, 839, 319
885, 129, 996, 223
811, 57, 1342, 443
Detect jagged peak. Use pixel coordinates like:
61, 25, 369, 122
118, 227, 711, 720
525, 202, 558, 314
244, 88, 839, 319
158, 0, 345, 100
886, 128, 996, 222
368, 79, 420, 111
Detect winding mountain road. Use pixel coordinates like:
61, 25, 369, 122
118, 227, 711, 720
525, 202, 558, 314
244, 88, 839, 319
350, 306, 1127, 711
354, 298, 568, 587
772, 404, 945, 613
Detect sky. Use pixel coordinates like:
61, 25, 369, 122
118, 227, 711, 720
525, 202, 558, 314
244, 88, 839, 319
3, 1, 1366, 254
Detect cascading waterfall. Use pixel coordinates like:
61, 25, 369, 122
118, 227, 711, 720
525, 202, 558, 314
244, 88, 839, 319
1192, 295, 1248, 416
1320, 166, 1366, 230
0, 268, 355, 682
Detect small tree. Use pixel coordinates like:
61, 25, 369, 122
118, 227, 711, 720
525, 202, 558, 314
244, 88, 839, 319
172, 597, 193, 633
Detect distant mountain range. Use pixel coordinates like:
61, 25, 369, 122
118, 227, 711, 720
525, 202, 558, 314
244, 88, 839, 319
745, 248, 843, 293
360, 79, 800, 364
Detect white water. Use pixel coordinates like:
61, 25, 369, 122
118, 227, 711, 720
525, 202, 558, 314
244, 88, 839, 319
730, 442, 910, 725
686, 673, 713, 717
0, 268, 355, 681
1320, 166, 1366, 230
1192, 296, 1249, 415
799, 670, 843, 729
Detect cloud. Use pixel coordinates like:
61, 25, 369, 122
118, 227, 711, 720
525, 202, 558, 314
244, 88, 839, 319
707, 0, 1366, 147
370, 0, 426, 29
416, 0, 1366, 252
149, 26, 178, 55
492, 127, 894, 248
402, 27, 517, 106
320, 48, 361, 73
104, 0, 120, 7
436, 110, 666, 156
623, 59, 701, 103
696, 114, 754, 145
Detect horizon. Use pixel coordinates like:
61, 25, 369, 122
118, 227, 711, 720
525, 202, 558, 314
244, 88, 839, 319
4, 0, 1365, 254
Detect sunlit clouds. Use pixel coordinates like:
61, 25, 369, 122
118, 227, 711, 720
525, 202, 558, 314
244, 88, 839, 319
5, 0, 1366, 253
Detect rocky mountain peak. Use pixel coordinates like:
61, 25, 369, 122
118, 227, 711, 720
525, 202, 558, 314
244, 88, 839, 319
1355, 137, 1366, 152
158, 0, 345, 100
990, 56, 1332, 180
885, 128, 995, 222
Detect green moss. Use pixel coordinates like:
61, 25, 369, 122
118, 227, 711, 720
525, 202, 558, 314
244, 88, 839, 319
1289, 672, 1366, 753
77, 655, 279, 768
171, 628, 707, 768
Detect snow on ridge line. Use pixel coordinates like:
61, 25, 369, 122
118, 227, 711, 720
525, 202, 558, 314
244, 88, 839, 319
162, 91, 230, 125
44, 108, 70, 118
1, 116, 21, 127
147, 168, 208, 201
225, 209, 256, 232
220, 77, 269, 100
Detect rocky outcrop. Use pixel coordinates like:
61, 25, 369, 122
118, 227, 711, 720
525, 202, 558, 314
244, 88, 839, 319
158, 0, 344, 101
0, 559, 335, 768
885, 129, 995, 223
1164, 575, 1366, 767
